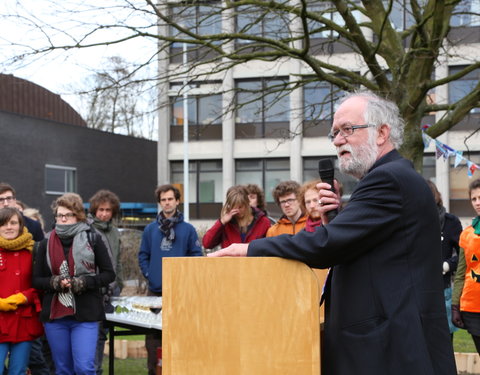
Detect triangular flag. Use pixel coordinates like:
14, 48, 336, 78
435, 144, 443, 159
467, 161, 476, 177
469, 162, 478, 177
422, 132, 431, 148
454, 151, 464, 168
435, 142, 448, 160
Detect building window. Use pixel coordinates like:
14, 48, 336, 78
381, 0, 422, 31
169, 3, 222, 63
236, 5, 289, 43
45, 165, 76, 195
170, 83, 222, 140
235, 158, 290, 202
306, 2, 334, 39
449, 66, 480, 113
171, 160, 223, 219
451, 0, 480, 27
304, 81, 334, 121
303, 80, 346, 137
235, 79, 290, 138
303, 80, 347, 137
171, 160, 223, 203
306, 1, 362, 38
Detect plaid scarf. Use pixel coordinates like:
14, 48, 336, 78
157, 210, 180, 250
47, 222, 96, 319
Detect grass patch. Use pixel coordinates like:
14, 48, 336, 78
101, 357, 147, 374
114, 327, 145, 341
99, 327, 476, 374
453, 329, 477, 353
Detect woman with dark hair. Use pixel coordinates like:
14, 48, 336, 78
452, 178, 480, 352
32, 193, 115, 375
0, 207, 44, 375
87, 189, 122, 374
245, 184, 275, 224
426, 180, 462, 339
202, 185, 271, 249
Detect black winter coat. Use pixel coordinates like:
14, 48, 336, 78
32, 231, 115, 322
248, 150, 456, 375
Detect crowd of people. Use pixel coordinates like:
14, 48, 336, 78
0, 90, 479, 375
0, 184, 120, 375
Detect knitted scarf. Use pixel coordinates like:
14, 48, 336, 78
0, 227, 34, 251
47, 222, 97, 319
89, 214, 120, 265
157, 210, 180, 249
472, 216, 480, 235
305, 217, 323, 233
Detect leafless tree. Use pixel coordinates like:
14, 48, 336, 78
78, 56, 156, 139
1, 0, 479, 168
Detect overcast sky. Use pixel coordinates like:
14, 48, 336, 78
0, 0, 156, 112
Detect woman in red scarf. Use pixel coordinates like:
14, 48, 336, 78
32, 193, 115, 375
0, 207, 44, 375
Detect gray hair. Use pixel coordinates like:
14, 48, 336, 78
337, 90, 404, 149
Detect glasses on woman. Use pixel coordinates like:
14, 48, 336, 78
55, 213, 76, 220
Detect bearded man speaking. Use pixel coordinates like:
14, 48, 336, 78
209, 91, 457, 375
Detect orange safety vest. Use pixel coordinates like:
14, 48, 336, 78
459, 226, 480, 313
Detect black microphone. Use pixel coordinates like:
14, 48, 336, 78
318, 158, 338, 222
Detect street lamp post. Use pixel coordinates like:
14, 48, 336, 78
182, 41, 190, 221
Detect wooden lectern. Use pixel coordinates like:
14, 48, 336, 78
162, 257, 327, 375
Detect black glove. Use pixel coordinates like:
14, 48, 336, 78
70, 276, 87, 294
50, 276, 70, 292
452, 304, 464, 328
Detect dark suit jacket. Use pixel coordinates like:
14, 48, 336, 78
248, 150, 456, 375
441, 212, 462, 288
23, 214, 45, 241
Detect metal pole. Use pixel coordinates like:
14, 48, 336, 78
182, 41, 190, 221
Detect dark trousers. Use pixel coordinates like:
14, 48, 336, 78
28, 336, 54, 375
94, 322, 109, 375
145, 290, 162, 375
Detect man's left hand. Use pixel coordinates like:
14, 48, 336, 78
207, 243, 249, 257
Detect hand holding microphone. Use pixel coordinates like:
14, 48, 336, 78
317, 159, 340, 224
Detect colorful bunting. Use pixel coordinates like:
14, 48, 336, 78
422, 130, 479, 178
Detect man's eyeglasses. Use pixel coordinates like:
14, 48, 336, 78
327, 124, 376, 142
0, 196, 15, 204
279, 198, 297, 206
55, 213, 76, 220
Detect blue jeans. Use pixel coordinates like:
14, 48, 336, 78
0, 341, 32, 375
44, 318, 99, 375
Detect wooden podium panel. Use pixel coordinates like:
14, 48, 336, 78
162, 257, 324, 375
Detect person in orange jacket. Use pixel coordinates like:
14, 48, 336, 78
0, 207, 44, 375
452, 178, 480, 352
266, 180, 307, 237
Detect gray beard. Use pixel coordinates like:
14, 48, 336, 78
338, 138, 378, 180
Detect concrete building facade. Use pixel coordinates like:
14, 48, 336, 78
155, 3, 480, 221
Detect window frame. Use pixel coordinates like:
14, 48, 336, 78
45, 164, 77, 195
